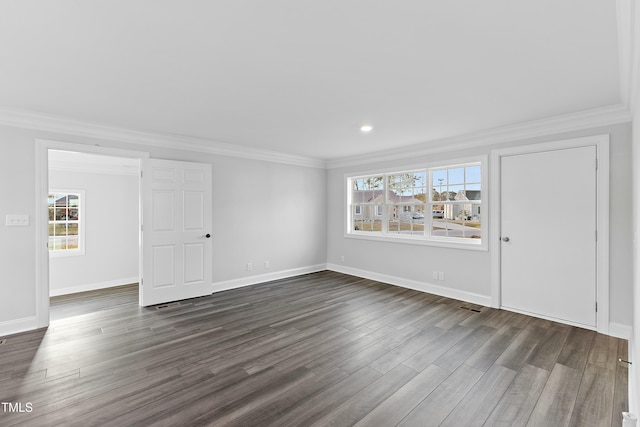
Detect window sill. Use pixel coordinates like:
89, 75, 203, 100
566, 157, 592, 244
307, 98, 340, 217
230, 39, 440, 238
345, 232, 487, 251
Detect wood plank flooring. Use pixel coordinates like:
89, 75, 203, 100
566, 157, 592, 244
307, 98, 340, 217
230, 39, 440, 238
0, 271, 629, 426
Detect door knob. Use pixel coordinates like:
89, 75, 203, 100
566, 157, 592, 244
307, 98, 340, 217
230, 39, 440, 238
205, 233, 211, 238
502, 237, 510, 242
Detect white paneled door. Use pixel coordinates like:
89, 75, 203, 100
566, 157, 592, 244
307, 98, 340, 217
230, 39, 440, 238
140, 158, 213, 306
500, 146, 597, 328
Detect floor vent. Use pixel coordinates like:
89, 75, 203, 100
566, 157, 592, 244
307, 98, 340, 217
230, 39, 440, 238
156, 302, 181, 310
460, 306, 482, 313
0, 339, 6, 345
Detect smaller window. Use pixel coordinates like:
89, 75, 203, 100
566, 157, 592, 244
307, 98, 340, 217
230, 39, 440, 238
48, 190, 84, 255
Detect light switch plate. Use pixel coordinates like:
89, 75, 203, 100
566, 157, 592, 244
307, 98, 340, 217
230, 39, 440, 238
6, 214, 29, 227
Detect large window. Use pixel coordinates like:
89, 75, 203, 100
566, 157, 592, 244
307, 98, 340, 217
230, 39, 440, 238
48, 190, 84, 254
347, 159, 485, 248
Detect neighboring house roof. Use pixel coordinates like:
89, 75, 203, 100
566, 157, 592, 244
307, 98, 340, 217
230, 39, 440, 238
353, 190, 421, 204
53, 194, 79, 207
458, 190, 481, 201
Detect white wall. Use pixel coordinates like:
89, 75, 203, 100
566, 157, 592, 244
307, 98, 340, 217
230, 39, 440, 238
48, 168, 139, 296
327, 123, 633, 330
0, 126, 327, 335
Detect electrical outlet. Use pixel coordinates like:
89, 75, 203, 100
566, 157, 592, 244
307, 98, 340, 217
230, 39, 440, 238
432, 272, 438, 280
438, 272, 445, 281
264, 261, 270, 269
340, 255, 345, 262
246, 262, 253, 271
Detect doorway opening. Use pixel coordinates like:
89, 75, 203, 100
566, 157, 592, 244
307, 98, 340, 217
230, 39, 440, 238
47, 149, 141, 321
35, 140, 149, 328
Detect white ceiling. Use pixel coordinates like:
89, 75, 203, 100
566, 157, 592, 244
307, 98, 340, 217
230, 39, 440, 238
0, 1, 624, 161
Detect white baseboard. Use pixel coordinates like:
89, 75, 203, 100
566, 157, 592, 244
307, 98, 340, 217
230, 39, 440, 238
50, 277, 139, 297
211, 264, 328, 294
0, 316, 40, 338
609, 321, 633, 340
327, 263, 492, 307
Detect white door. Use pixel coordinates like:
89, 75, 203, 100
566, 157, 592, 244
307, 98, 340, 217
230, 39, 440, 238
500, 146, 597, 328
140, 158, 213, 306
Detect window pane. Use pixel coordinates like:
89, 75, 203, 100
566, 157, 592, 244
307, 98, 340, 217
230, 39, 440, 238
68, 195, 79, 207
466, 187, 481, 201
352, 179, 365, 203
433, 169, 447, 188
66, 235, 79, 249
394, 207, 425, 235
466, 165, 481, 183
433, 203, 482, 239
352, 176, 384, 204
68, 208, 79, 220
51, 236, 66, 250
448, 167, 465, 185
55, 208, 67, 220
448, 185, 465, 200
353, 214, 380, 232
55, 223, 67, 235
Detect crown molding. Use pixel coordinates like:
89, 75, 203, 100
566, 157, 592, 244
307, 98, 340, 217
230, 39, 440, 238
0, 108, 326, 169
0, 103, 631, 171
327, 104, 632, 169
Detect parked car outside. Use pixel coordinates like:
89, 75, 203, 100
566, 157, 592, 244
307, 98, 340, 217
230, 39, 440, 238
399, 212, 424, 223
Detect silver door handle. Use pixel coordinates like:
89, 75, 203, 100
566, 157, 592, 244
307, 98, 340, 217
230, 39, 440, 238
502, 237, 510, 242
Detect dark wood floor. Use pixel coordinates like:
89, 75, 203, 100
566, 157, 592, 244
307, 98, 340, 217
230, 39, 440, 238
0, 271, 629, 426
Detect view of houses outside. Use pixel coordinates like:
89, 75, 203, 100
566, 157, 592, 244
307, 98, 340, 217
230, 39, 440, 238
48, 192, 80, 251
351, 164, 481, 239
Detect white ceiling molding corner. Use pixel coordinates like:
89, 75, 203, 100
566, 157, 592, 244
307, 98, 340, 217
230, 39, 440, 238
326, 104, 632, 169
0, 108, 326, 169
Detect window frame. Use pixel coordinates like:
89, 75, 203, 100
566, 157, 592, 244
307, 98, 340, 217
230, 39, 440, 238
48, 189, 85, 257
345, 156, 488, 250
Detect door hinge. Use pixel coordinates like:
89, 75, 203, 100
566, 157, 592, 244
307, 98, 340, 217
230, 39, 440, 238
141, 278, 143, 286
595, 230, 597, 241
595, 302, 598, 312
595, 159, 598, 170
140, 170, 143, 178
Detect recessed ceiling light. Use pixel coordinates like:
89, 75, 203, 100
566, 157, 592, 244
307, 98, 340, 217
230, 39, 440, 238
360, 125, 373, 133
